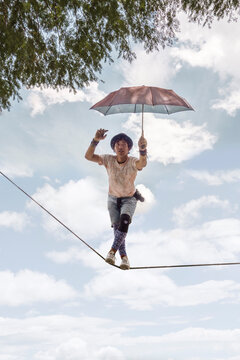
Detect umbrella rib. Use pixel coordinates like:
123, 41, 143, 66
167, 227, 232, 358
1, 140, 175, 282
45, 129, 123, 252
105, 106, 111, 115
103, 89, 121, 115
164, 104, 169, 115
149, 87, 154, 106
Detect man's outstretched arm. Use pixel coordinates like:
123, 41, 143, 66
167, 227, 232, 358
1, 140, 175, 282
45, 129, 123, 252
85, 128, 108, 163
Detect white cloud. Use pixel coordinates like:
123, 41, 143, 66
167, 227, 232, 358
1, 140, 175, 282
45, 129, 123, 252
28, 177, 110, 240
76, 217, 240, 310
46, 246, 86, 264
27, 82, 106, 116
124, 114, 217, 164
0, 161, 33, 178
172, 195, 235, 227
47, 338, 89, 360
94, 346, 125, 360
212, 88, 240, 116
128, 218, 240, 268
0, 270, 77, 306
0, 211, 29, 231
119, 46, 180, 87
134, 184, 156, 214
47, 216, 240, 271
172, 14, 240, 115
84, 268, 240, 310
2, 314, 240, 360
174, 13, 240, 76
27, 91, 46, 117
122, 327, 240, 349
46, 245, 111, 271
118, 14, 240, 116
45, 184, 155, 267
186, 169, 240, 186
47, 341, 124, 360
173, 30, 225, 70
28, 178, 155, 241
0, 315, 126, 360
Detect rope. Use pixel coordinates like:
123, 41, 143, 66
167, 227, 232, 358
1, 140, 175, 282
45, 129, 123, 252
0, 171, 105, 261
1, 170, 240, 271
130, 262, 240, 270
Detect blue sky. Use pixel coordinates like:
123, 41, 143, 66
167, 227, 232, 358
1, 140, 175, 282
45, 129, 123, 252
1, 13, 240, 360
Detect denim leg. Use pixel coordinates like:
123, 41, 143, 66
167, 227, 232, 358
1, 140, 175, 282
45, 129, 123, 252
109, 195, 136, 257
108, 195, 120, 227
120, 196, 137, 220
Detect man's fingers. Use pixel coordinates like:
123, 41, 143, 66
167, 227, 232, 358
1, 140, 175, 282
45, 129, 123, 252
99, 129, 108, 136
138, 136, 147, 150
96, 128, 108, 140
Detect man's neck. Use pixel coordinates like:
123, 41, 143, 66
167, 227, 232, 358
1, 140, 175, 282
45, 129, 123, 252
116, 155, 128, 164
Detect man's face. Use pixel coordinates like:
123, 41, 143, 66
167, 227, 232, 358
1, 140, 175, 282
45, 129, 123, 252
114, 139, 129, 156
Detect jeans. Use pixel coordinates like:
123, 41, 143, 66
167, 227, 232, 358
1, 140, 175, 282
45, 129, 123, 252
108, 194, 137, 257
107, 194, 137, 227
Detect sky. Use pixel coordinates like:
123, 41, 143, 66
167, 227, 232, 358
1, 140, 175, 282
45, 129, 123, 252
1, 12, 240, 360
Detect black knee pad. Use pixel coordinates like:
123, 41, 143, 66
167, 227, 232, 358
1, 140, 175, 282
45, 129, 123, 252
118, 214, 131, 233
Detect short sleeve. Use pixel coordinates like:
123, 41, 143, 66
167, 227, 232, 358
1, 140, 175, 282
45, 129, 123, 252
130, 157, 138, 170
98, 154, 109, 167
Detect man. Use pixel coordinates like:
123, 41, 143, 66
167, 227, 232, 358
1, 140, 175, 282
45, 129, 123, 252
85, 128, 147, 270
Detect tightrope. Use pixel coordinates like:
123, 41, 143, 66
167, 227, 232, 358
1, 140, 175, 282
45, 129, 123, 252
0, 171, 105, 261
1, 170, 240, 270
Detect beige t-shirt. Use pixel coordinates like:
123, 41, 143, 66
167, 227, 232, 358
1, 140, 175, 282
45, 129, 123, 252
99, 155, 138, 197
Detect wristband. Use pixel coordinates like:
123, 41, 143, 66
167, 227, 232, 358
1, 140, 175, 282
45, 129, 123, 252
139, 149, 147, 156
91, 138, 99, 147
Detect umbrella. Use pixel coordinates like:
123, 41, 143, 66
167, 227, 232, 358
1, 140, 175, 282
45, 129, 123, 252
90, 85, 194, 135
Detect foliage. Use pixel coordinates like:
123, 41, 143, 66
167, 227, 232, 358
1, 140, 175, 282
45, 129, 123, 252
0, 0, 239, 110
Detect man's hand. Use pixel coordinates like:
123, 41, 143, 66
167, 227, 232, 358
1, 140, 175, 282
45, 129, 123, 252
136, 135, 147, 170
138, 135, 147, 150
85, 128, 108, 163
94, 128, 108, 141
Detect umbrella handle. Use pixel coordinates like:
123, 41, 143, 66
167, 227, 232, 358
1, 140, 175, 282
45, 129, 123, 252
141, 105, 144, 137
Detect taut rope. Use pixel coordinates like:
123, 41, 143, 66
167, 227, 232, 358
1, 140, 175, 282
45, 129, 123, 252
1, 170, 240, 270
